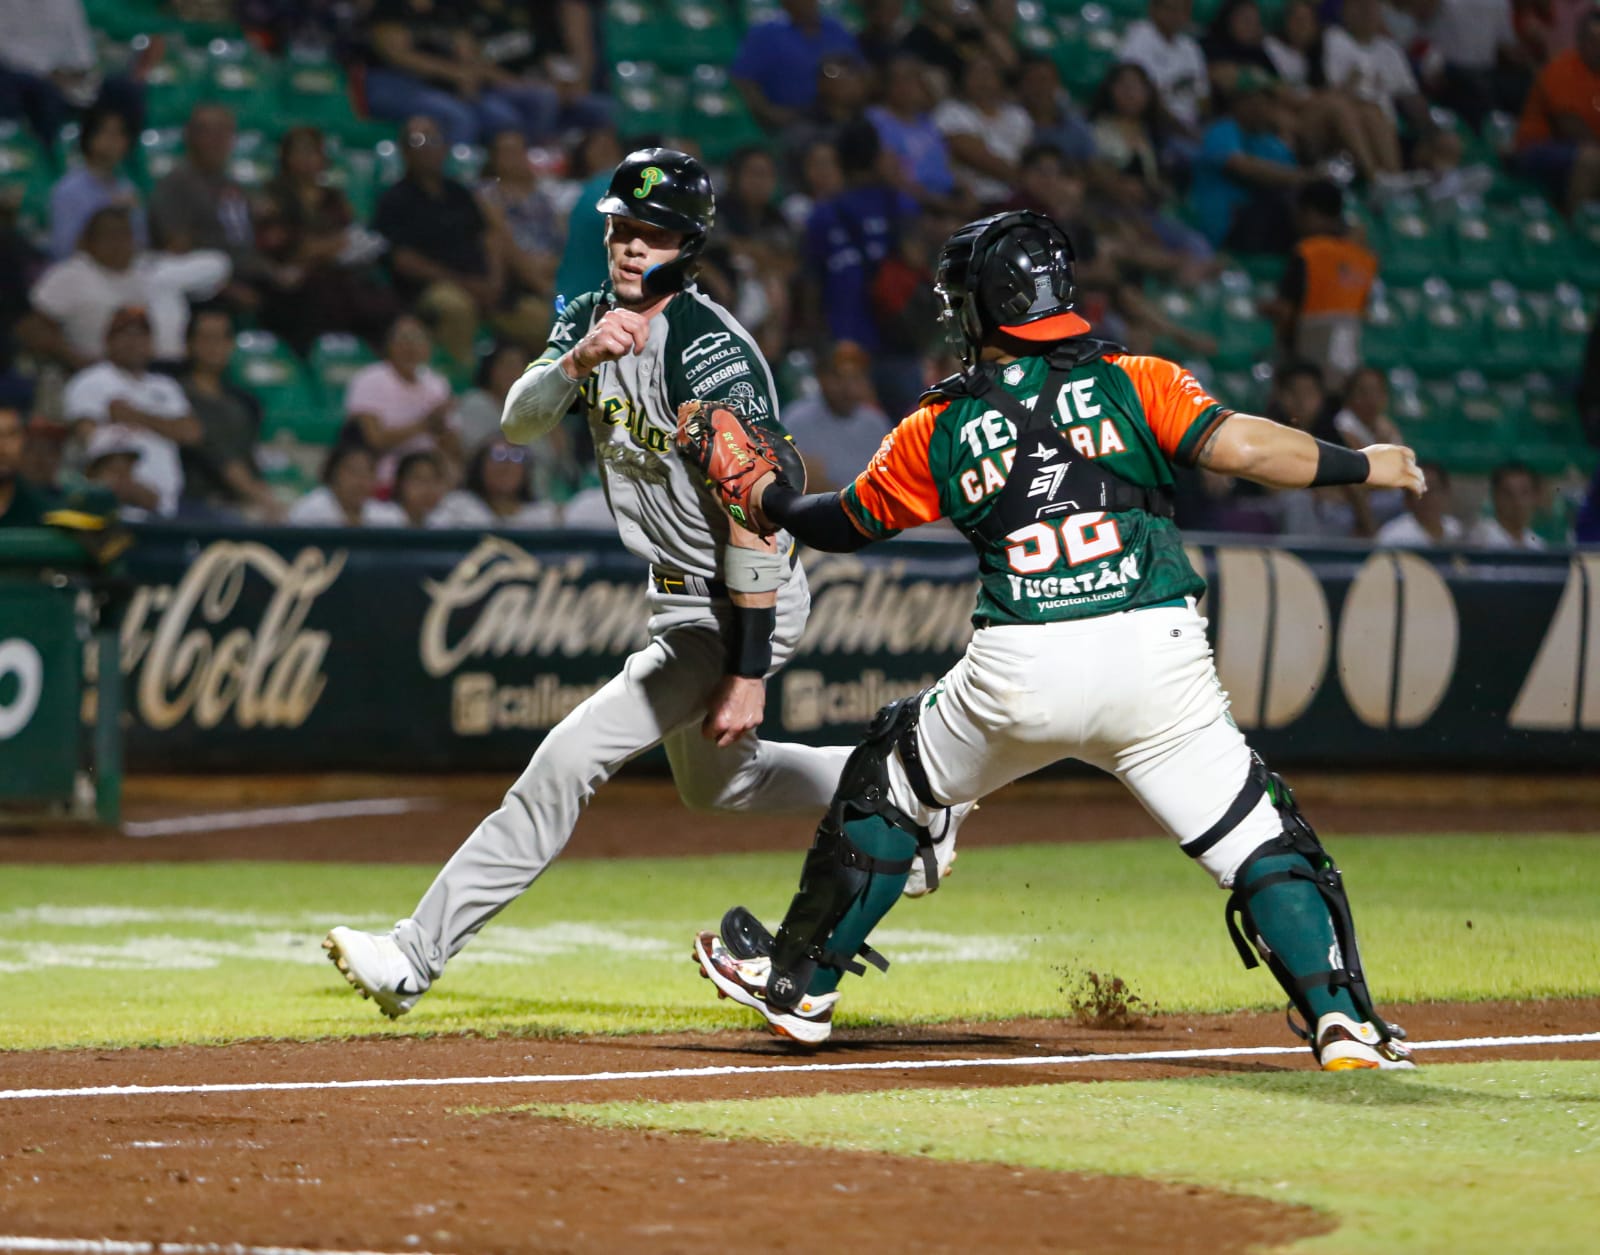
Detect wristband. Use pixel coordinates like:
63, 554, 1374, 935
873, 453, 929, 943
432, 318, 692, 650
1310, 441, 1369, 487
724, 603, 776, 678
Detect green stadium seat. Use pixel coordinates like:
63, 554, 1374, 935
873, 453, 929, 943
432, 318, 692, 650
1475, 282, 1541, 379
141, 42, 206, 130
204, 39, 284, 135
1051, 9, 1119, 94
687, 66, 763, 163
1211, 271, 1274, 370
606, 0, 667, 68
1386, 366, 1433, 431
1362, 284, 1414, 372
1518, 371, 1590, 475
138, 127, 185, 188
1216, 364, 1274, 415
281, 50, 359, 137
85, 0, 191, 41
1410, 278, 1478, 376
1372, 194, 1445, 285
1508, 197, 1573, 289
611, 61, 685, 140
1440, 369, 1512, 474
308, 334, 377, 412
0, 122, 54, 236
1015, 1, 1064, 61
1438, 197, 1503, 288
658, 1, 741, 72
229, 331, 327, 443
1545, 282, 1594, 374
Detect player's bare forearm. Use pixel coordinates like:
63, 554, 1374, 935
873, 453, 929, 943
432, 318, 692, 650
1197, 414, 1424, 494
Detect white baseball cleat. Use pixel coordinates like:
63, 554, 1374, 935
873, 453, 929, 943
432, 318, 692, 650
1314, 1012, 1416, 1071
694, 931, 838, 1046
902, 800, 972, 897
323, 926, 425, 1019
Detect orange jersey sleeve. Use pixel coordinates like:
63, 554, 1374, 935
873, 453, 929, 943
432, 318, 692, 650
839, 400, 947, 539
1106, 354, 1233, 467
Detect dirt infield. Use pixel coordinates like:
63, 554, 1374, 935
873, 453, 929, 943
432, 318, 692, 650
3, 999, 1597, 1254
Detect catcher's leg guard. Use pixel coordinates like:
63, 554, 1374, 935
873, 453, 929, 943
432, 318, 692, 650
1218, 756, 1399, 1042
764, 697, 941, 1011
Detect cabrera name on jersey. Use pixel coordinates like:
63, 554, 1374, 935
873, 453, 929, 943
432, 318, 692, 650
842, 353, 1230, 626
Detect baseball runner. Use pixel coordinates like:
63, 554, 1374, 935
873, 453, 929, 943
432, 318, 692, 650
681, 211, 1422, 1070
324, 149, 960, 1017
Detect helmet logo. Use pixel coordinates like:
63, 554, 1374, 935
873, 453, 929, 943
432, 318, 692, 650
634, 166, 665, 198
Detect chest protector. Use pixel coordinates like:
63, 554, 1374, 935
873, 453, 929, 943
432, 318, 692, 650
927, 341, 1175, 545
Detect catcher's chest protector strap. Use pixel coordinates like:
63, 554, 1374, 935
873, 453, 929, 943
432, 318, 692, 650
1222, 762, 1394, 1042
955, 361, 1175, 546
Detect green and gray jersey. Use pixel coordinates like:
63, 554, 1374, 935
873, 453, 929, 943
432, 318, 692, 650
839, 351, 1232, 625
537, 283, 799, 593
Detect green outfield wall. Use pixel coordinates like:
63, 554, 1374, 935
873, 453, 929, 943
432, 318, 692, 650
106, 524, 1598, 771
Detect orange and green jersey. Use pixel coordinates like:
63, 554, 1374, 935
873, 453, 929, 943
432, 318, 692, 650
840, 352, 1232, 625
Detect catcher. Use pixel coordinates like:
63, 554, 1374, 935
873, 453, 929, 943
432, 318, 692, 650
678, 210, 1422, 1070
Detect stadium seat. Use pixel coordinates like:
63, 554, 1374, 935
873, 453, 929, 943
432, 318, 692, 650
1386, 366, 1433, 430
605, 1, 667, 68
1475, 282, 1541, 379
1442, 369, 1513, 474
229, 332, 328, 444
1210, 271, 1274, 369
204, 39, 284, 135
1362, 283, 1414, 372
138, 127, 185, 188
308, 335, 376, 413
1371, 193, 1446, 285
658, 1, 741, 72
1508, 197, 1573, 289
1572, 204, 1600, 288
1519, 371, 1591, 475
1051, 8, 1120, 94
1216, 363, 1274, 414
140, 40, 206, 130
1437, 197, 1502, 288
1543, 283, 1594, 375
1410, 278, 1478, 377
611, 61, 685, 140
0, 122, 53, 235
282, 50, 360, 138
1014, 1, 1063, 61
687, 65, 764, 163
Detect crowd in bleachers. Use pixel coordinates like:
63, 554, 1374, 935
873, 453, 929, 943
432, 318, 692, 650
0, 0, 1597, 545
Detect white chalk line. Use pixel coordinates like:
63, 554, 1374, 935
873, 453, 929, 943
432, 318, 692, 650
124, 799, 440, 839
2, 1031, 1596, 1102
0, 1241, 428, 1255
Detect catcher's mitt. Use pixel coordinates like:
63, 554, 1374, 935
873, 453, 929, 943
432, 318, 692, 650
674, 398, 783, 530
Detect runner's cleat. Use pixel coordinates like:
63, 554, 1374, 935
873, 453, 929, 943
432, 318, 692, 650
1314, 1011, 1417, 1071
323, 926, 425, 1019
903, 800, 973, 897
693, 931, 838, 1046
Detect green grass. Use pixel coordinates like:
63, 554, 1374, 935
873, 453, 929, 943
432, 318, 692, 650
538, 1061, 1600, 1255
0, 835, 1593, 1049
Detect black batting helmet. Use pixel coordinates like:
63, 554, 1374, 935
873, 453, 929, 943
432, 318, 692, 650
934, 211, 1088, 363
596, 147, 715, 297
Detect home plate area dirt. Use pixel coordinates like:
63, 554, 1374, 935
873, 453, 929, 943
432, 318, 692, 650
2, 1000, 1597, 1255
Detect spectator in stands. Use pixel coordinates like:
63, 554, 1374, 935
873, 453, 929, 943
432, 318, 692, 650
1332, 366, 1402, 446
1419, 0, 1534, 131
803, 121, 919, 412
80, 423, 157, 517
782, 138, 846, 233
391, 448, 449, 527
1119, 0, 1210, 138
286, 438, 405, 527
178, 309, 280, 521
934, 53, 1035, 207
344, 313, 462, 486
362, 0, 560, 147
22, 206, 146, 371
1469, 461, 1546, 548
148, 104, 263, 309
19, 414, 66, 491
1189, 68, 1308, 252
0, 199, 41, 409
900, 0, 1019, 87
430, 435, 561, 528
792, 53, 872, 153
732, 0, 861, 133
48, 106, 144, 262
467, 0, 610, 139
1512, 6, 1600, 215
456, 341, 522, 450
868, 55, 958, 208
1091, 63, 1167, 196
780, 342, 891, 491
256, 127, 397, 354
374, 115, 504, 366
553, 126, 623, 302
1262, 362, 1362, 536
1322, 0, 1433, 181
1203, 0, 1280, 98
0, 405, 37, 525
479, 129, 563, 293
706, 146, 797, 361
856, 0, 911, 71
1376, 463, 1462, 545
0, 0, 142, 146
1263, 0, 1321, 87
1575, 464, 1600, 544
60, 305, 200, 518
1270, 180, 1378, 388
1018, 55, 1097, 166
33, 206, 229, 373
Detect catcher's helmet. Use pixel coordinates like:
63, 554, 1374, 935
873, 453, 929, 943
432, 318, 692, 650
595, 147, 715, 297
934, 211, 1088, 363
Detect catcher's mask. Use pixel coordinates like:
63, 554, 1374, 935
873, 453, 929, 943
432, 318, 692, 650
934, 211, 1088, 365
596, 147, 716, 298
